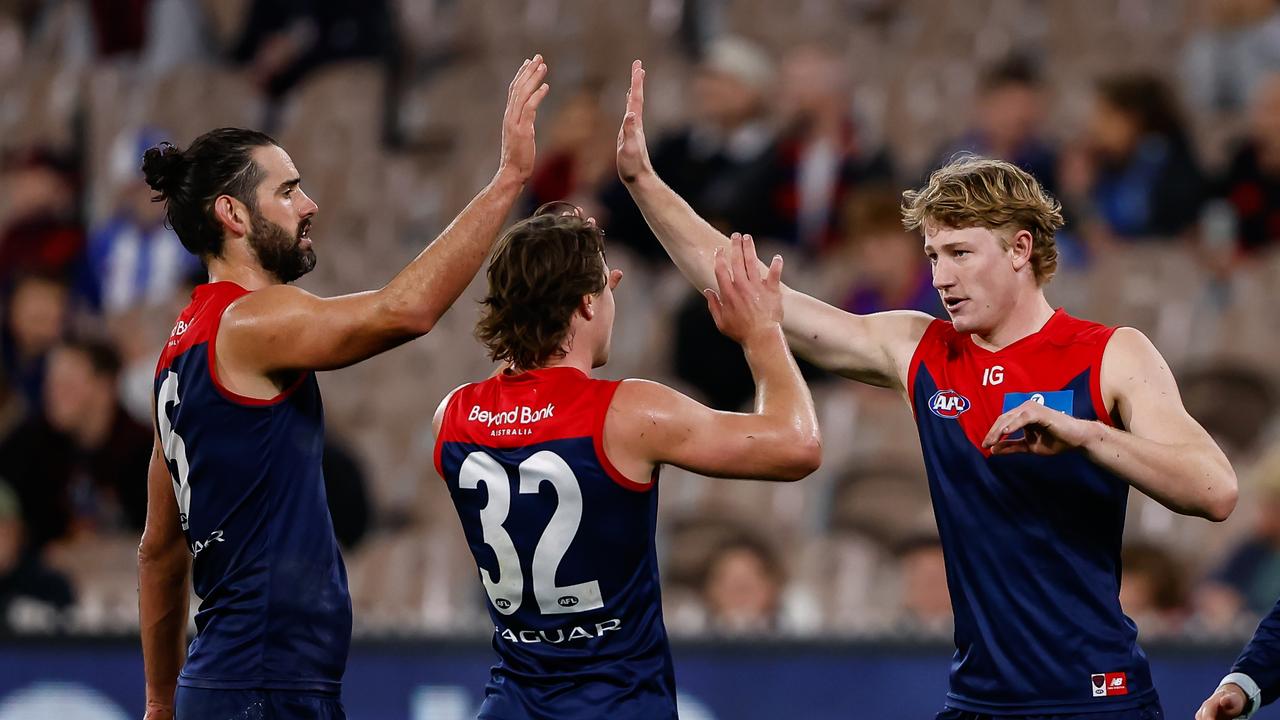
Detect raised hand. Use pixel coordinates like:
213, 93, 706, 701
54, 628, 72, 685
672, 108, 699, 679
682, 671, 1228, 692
1195, 684, 1249, 720
498, 54, 550, 183
703, 233, 784, 345
982, 399, 1095, 456
616, 59, 653, 184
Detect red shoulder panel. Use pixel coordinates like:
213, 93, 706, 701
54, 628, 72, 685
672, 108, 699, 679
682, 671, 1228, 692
435, 367, 652, 492
155, 282, 249, 378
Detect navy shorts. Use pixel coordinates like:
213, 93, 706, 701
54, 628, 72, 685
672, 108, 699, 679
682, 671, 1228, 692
937, 699, 1164, 720
175, 687, 346, 720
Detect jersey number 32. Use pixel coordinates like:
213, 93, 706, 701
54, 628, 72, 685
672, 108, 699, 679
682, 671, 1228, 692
459, 450, 604, 616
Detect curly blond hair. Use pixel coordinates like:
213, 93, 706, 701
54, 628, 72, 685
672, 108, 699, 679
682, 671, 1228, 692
901, 156, 1064, 285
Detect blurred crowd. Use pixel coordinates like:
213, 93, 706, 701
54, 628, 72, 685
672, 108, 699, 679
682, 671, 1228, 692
1, 0, 1280, 643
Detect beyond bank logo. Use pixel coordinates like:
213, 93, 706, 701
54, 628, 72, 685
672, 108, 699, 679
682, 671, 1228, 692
928, 390, 971, 419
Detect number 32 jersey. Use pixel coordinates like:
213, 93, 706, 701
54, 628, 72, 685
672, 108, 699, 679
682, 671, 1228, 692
435, 367, 675, 720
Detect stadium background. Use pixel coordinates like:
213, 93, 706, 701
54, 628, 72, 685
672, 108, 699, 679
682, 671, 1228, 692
0, 0, 1279, 717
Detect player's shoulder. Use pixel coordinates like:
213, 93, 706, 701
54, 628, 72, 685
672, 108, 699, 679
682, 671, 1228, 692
1048, 311, 1119, 347
220, 282, 310, 325
611, 378, 680, 411
433, 382, 473, 433
1099, 326, 1162, 372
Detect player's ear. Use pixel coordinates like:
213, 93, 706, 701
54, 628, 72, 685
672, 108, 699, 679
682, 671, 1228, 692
1009, 229, 1034, 273
579, 294, 595, 321
213, 194, 250, 239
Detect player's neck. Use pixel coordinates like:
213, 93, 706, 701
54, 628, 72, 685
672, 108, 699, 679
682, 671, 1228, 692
206, 256, 279, 292
536, 344, 595, 377
971, 293, 1055, 352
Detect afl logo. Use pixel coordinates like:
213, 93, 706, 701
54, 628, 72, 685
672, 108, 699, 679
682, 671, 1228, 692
558, 596, 579, 608
929, 390, 971, 419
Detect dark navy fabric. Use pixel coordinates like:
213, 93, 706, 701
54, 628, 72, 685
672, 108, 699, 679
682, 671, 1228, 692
935, 697, 1164, 720
155, 282, 351, 693
1232, 596, 1280, 709
175, 686, 346, 720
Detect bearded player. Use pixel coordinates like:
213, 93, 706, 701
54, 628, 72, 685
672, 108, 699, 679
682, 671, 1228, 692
137, 57, 549, 720
618, 60, 1237, 720
433, 207, 820, 719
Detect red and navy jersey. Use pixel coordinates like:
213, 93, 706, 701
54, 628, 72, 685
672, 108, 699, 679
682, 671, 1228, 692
908, 309, 1157, 714
435, 367, 675, 720
153, 282, 351, 693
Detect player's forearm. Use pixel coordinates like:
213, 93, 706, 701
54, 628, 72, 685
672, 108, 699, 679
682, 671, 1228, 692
740, 324, 822, 479
625, 172, 725, 291
138, 544, 190, 708
1080, 424, 1237, 521
377, 168, 525, 335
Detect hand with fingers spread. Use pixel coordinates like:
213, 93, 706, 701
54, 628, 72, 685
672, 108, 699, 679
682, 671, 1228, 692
616, 59, 654, 185
703, 233, 785, 346
498, 54, 551, 183
981, 399, 1097, 456
1196, 684, 1250, 720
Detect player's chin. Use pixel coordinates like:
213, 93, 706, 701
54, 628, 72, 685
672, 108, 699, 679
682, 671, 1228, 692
592, 346, 610, 369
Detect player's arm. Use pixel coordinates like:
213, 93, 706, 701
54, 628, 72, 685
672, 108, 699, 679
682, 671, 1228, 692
137, 434, 191, 720
606, 234, 821, 482
221, 56, 551, 373
615, 60, 931, 389
984, 327, 1237, 521
1196, 597, 1280, 720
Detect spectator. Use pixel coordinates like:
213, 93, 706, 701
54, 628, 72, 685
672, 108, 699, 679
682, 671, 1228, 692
1062, 74, 1205, 244
1182, 0, 1280, 114
1180, 364, 1276, 461
600, 35, 778, 261
1119, 541, 1190, 635
1199, 449, 1280, 629
0, 365, 25, 446
764, 44, 892, 253
700, 533, 784, 635
832, 186, 945, 318
2, 272, 70, 411
939, 54, 1058, 195
77, 127, 203, 316
1214, 72, 1280, 256
233, 0, 393, 99
0, 339, 151, 550
523, 82, 613, 218
0, 147, 84, 285
0, 482, 74, 631
894, 534, 951, 631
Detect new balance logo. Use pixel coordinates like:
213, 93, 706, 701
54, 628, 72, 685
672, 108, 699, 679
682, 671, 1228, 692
1091, 672, 1128, 697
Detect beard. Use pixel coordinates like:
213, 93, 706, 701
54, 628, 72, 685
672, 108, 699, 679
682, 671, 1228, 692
248, 210, 316, 283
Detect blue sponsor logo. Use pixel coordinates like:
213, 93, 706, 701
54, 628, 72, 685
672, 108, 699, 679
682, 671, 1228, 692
1001, 390, 1074, 415
929, 390, 971, 419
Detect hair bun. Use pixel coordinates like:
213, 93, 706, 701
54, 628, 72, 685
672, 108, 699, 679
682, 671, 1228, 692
141, 142, 184, 197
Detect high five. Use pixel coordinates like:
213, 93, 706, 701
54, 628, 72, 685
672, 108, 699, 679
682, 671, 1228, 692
618, 58, 1236, 720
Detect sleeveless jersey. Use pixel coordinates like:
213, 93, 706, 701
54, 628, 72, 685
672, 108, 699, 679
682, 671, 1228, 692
435, 366, 675, 720
907, 309, 1156, 714
153, 281, 351, 693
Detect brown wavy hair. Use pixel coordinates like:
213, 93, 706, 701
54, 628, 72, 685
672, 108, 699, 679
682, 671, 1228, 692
476, 203, 606, 370
901, 155, 1064, 285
